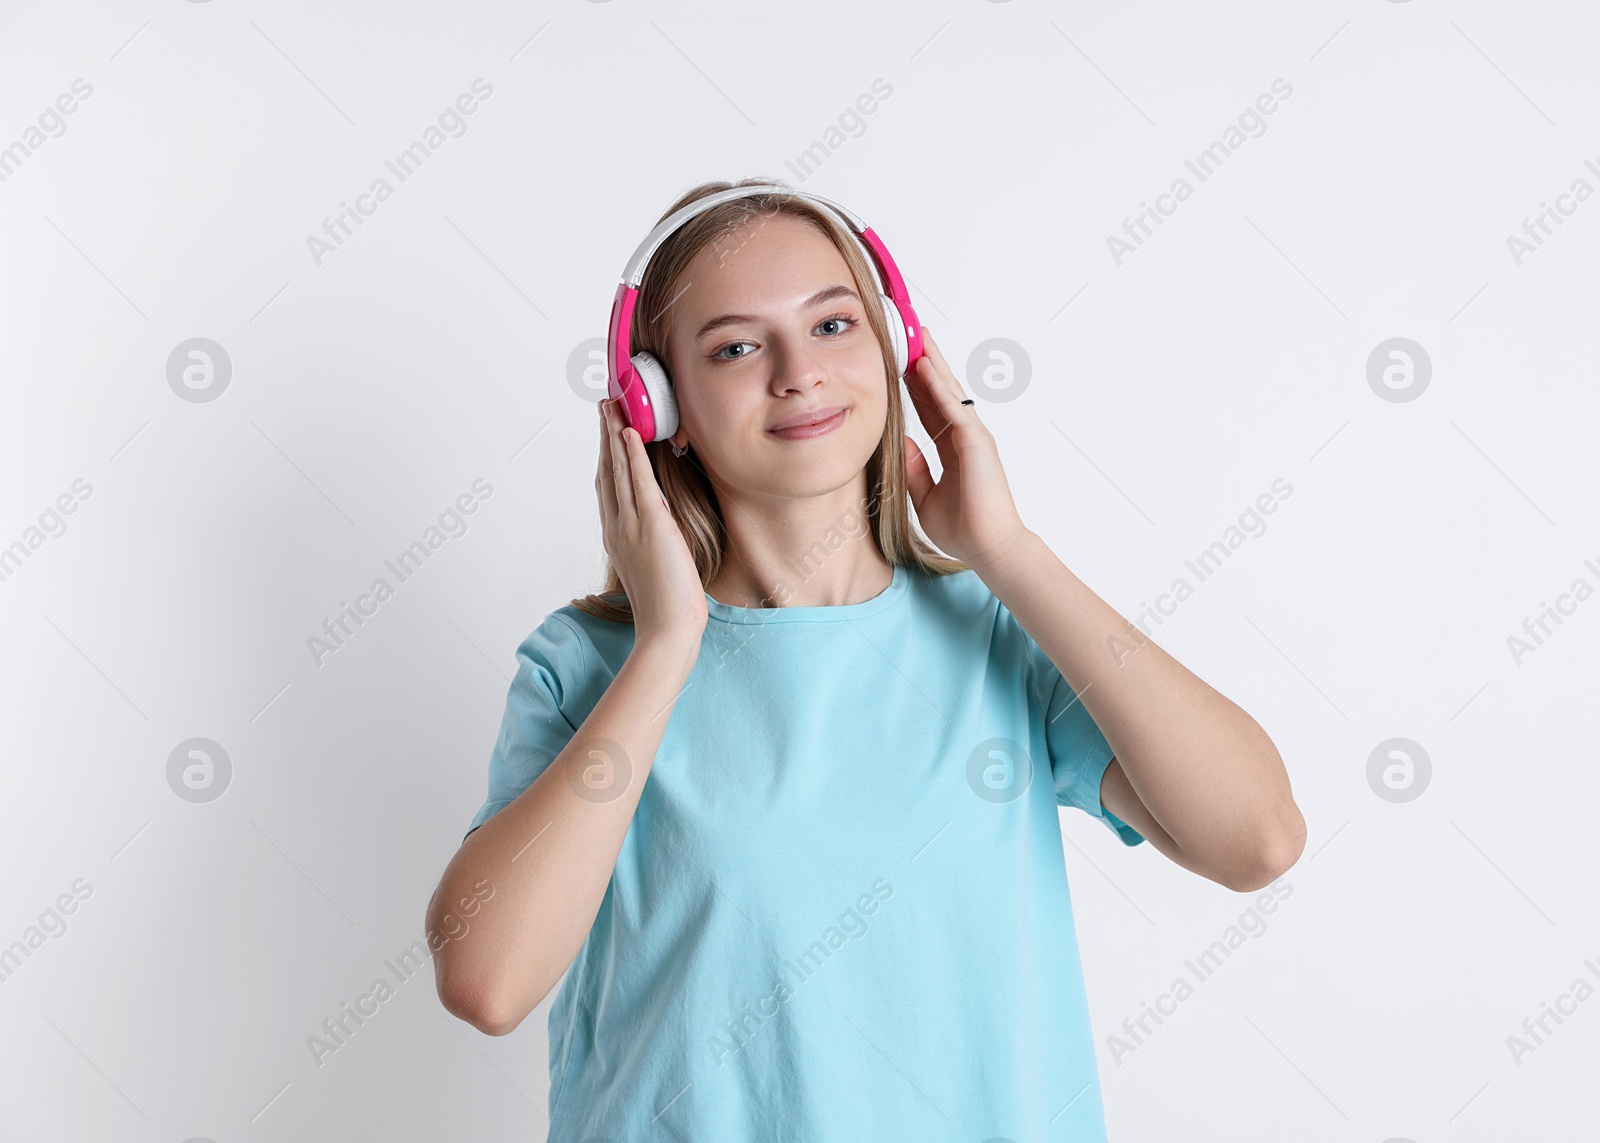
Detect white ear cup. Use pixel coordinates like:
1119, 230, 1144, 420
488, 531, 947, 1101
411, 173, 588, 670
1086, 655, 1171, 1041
630, 352, 679, 441
879, 293, 908, 378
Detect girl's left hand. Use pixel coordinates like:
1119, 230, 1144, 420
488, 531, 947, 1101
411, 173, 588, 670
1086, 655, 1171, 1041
902, 328, 1031, 571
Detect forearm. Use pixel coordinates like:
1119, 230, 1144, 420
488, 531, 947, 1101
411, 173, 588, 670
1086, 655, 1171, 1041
974, 529, 1304, 887
428, 632, 701, 1035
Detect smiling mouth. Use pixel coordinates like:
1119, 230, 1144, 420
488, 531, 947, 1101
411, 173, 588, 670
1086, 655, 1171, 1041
767, 408, 847, 440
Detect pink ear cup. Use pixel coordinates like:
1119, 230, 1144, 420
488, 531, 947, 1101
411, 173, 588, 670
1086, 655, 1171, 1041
607, 282, 661, 442
858, 226, 923, 378
607, 354, 679, 444
607, 360, 656, 443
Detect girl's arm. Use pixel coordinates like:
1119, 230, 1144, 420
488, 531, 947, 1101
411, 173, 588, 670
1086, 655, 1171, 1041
426, 631, 701, 1035
901, 327, 1301, 891
975, 528, 1306, 893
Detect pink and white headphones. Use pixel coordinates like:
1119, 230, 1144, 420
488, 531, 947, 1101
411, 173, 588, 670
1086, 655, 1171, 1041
605, 183, 925, 443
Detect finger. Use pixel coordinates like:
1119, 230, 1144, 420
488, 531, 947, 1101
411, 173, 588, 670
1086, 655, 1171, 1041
904, 434, 935, 511
911, 355, 961, 469
596, 400, 619, 526
624, 422, 664, 517
606, 401, 639, 520
918, 328, 973, 417
903, 338, 950, 436
912, 328, 976, 466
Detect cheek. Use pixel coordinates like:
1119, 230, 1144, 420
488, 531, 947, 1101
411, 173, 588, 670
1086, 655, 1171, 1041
682, 378, 764, 444
854, 387, 889, 442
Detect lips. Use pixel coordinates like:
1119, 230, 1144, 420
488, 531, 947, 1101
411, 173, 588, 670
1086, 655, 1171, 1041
767, 405, 847, 433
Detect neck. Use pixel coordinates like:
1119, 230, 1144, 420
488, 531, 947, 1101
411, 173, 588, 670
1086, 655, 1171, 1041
705, 483, 890, 608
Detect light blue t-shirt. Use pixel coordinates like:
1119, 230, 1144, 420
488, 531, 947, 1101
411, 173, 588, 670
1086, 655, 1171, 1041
465, 561, 1144, 1142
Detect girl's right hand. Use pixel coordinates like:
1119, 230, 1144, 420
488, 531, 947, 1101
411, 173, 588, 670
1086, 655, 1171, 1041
595, 398, 708, 647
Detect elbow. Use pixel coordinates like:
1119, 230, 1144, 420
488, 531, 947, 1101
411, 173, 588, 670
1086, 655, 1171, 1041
465, 1006, 520, 1039
1226, 800, 1307, 893
437, 970, 524, 1037
427, 925, 518, 1037
433, 943, 550, 1037
426, 882, 518, 1036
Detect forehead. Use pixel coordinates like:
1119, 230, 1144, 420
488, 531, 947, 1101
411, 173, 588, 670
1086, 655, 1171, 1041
672, 212, 856, 319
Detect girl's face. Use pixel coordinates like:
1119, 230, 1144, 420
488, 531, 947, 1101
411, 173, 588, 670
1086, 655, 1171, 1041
662, 213, 888, 501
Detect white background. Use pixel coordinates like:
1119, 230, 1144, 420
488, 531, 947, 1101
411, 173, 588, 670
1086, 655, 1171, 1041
2, 1, 1596, 1140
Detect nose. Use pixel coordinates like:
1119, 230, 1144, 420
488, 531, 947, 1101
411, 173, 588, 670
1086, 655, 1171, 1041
767, 330, 827, 395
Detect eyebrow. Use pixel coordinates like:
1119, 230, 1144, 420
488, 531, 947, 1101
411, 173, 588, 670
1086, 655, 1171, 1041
693, 285, 861, 341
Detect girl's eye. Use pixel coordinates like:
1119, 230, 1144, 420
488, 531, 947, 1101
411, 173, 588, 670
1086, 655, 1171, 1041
708, 314, 858, 363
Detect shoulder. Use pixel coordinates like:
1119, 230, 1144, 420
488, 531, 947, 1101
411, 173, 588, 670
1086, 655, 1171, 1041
904, 564, 1038, 675
499, 604, 631, 722
908, 565, 1052, 688
904, 563, 1009, 635
519, 602, 635, 679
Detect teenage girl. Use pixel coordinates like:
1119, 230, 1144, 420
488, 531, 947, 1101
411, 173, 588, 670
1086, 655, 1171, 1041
426, 177, 1305, 1142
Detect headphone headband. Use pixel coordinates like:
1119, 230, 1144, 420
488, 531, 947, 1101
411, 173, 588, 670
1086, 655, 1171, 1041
620, 183, 868, 288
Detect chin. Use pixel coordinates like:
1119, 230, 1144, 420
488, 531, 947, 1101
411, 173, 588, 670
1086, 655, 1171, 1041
764, 447, 880, 500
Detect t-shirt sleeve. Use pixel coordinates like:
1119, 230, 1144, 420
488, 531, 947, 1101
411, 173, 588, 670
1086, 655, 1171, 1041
1023, 621, 1146, 848
462, 612, 588, 841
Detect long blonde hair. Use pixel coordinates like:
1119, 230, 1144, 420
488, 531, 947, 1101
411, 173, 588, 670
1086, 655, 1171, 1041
570, 176, 969, 623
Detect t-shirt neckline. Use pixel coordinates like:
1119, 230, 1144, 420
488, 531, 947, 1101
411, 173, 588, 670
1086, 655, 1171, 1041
704, 563, 908, 624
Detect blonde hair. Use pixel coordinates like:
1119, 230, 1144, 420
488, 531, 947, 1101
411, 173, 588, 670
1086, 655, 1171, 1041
570, 176, 969, 623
